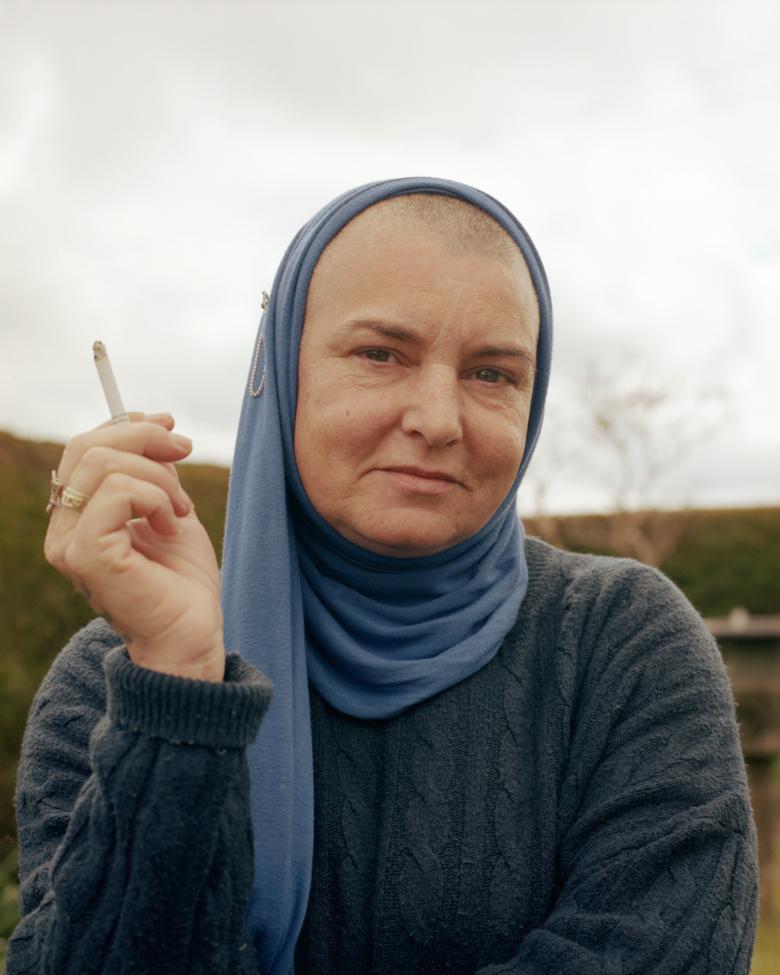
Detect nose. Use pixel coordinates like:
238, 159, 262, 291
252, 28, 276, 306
400, 366, 463, 447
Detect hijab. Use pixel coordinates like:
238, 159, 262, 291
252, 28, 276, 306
220, 177, 552, 973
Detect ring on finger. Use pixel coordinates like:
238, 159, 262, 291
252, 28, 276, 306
46, 471, 92, 514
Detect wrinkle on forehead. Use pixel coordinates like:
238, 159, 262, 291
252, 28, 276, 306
306, 194, 540, 337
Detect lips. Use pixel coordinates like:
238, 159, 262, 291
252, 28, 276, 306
376, 466, 461, 497
380, 466, 459, 483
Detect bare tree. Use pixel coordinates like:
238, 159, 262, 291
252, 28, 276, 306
571, 359, 730, 566
520, 355, 731, 567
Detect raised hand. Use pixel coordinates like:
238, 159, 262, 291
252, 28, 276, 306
44, 412, 226, 682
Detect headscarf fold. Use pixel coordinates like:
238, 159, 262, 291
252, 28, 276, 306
220, 177, 552, 974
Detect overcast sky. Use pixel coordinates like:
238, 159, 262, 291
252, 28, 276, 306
1, 0, 778, 514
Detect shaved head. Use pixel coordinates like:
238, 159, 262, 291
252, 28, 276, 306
308, 193, 539, 331
365, 193, 525, 264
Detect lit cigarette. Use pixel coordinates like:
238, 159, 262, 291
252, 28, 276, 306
92, 341, 129, 424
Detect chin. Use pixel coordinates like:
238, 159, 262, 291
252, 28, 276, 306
351, 515, 462, 558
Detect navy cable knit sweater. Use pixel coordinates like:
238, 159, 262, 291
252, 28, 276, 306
8, 538, 759, 973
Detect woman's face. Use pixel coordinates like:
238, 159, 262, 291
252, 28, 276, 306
294, 212, 540, 557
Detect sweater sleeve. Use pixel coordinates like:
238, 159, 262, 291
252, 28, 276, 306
477, 561, 759, 975
7, 618, 273, 975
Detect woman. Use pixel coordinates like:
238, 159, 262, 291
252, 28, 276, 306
9, 178, 758, 974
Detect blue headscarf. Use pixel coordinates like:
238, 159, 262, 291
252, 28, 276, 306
221, 177, 552, 974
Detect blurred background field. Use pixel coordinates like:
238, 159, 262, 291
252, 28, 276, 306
1, 428, 778, 970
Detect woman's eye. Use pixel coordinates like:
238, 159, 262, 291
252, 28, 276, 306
473, 367, 511, 385
362, 349, 393, 363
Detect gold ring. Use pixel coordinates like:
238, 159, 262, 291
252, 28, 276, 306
46, 471, 92, 514
61, 485, 91, 509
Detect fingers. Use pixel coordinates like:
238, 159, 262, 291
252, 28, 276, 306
94, 411, 174, 431
57, 474, 182, 586
58, 418, 191, 486
79, 446, 191, 513
81, 472, 182, 541
46, 444, 191, 548
47, 470, 184, 579
106, 415, 183, 495
45, 413, 194, 567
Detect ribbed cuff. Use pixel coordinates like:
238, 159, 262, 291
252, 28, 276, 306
103, 646, 274, 748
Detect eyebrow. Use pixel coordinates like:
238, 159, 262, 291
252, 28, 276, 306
339, 319, 537, 368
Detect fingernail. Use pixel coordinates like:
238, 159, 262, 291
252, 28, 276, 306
171, 434, 192, 450
147, 412, 174, 422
